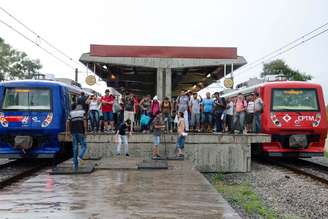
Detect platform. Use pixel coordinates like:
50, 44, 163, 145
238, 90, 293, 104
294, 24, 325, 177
0, 158, 240, 218
60, 133, 271, 172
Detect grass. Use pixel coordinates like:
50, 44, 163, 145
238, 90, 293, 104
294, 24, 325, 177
325, 151, 328, 158
212, 173, 278, 219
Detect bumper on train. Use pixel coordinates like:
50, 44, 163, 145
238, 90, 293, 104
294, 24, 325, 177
0, 147, 60, 158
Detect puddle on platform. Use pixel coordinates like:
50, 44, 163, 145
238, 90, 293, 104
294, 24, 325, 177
0, 161, 225, 219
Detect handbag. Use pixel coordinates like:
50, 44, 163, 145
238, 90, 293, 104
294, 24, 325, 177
174, 114, 179, 123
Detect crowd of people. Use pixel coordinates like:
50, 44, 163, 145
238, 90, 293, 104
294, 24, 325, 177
67, 88, 264, 169
75, 89, 264, 135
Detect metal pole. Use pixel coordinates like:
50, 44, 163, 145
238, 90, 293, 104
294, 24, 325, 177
231, 63, 234, 78
75, 68, 78, 82
224, 64, 226, 78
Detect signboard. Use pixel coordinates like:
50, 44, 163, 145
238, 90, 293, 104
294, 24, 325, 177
85, 75, 96, 86
224, 78, 234, 88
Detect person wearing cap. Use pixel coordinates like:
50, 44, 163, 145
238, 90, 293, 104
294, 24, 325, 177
115, 119, 132, 157
101, 89, 115, 133
66, 104, 87, 171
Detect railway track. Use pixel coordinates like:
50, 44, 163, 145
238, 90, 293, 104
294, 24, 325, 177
0, 159, 51, 189
264, 158, 328, 185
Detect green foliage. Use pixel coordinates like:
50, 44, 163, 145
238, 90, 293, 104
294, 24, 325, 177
213, 176, 278, 219
261, 59, 312, 81
212, 172, 224, 181
0, 37, 42, 81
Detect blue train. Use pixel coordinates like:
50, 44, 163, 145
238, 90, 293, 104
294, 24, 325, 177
0, 80, 88, 158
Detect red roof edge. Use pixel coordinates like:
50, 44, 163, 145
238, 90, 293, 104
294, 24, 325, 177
90, 44, 237, 59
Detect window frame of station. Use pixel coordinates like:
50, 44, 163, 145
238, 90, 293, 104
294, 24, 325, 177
1, 87, 53, 112
270, 87, 320, 112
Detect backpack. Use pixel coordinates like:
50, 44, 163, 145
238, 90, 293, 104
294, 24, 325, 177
113, 102, 121, 113
140, 114, 151, 126
258, 101, 264, 113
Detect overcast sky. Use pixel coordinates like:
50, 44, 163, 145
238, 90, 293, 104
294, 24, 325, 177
1, 0, 328, 99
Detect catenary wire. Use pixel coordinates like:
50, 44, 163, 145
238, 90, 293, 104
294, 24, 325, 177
0, 18, 75, 69
236, 27, 328, 76
233, 21, 328, 76
0, 6, 84, 68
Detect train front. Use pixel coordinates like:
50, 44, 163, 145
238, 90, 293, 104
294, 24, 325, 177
0, 82, 63, 158
262, 83, 328, 157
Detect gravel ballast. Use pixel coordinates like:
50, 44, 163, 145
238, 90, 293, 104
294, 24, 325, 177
207, 161, 328, 219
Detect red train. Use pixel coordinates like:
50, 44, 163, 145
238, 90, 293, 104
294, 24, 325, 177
223, 80, 328, 157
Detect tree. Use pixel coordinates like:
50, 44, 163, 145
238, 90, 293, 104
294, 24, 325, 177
0, 37, 42, 81
260, 59, 312, 81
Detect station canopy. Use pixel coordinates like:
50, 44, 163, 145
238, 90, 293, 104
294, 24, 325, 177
79, 44, 246, 97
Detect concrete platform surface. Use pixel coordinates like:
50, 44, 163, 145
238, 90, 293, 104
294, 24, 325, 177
137, 159, 169, 169
58, 133, 271, 172
0, 159, 240, 219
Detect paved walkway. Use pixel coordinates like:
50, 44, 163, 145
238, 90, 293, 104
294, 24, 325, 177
0, 159, 240, 219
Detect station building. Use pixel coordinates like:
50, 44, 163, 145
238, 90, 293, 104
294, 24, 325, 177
79, 45, 247, 99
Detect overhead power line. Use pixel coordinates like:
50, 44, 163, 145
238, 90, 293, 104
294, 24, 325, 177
0, 18, 75, 69
0, 6, 84, 68
234, 21, 328, 76
236, 27, 328, 76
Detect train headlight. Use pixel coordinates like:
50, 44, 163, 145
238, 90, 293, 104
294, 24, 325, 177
312, 113, 321, 127
41, 113, 53, 128
0, 113, 8, 128
270, 112, 281, 127
274, 120, 281, 127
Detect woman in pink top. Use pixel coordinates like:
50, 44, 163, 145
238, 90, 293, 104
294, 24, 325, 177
231, 93, 247, 134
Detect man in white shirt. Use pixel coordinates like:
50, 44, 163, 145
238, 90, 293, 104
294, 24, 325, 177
246, 95, 255, 133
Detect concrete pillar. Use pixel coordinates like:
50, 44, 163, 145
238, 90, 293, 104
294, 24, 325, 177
165, 68, 172, 98
156, 68, 164, 100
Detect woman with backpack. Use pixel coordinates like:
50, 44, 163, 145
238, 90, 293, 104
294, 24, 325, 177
139, 95, 152, 133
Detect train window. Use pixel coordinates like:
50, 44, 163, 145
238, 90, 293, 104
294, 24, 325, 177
271, 88, 319, 111
69, 93, 79, 110
2, 88, 51, 111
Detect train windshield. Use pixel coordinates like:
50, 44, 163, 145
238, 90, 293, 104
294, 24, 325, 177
2, 88, 51, 111
271, 88, 319, 111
